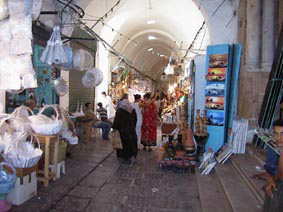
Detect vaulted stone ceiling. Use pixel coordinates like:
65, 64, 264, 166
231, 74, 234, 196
72, 0, 238, 81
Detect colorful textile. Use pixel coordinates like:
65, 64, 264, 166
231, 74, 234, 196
141, 102, 157, 146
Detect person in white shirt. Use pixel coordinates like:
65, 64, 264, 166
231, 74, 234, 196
101, 92, 116, 120
132, 94, 143, 149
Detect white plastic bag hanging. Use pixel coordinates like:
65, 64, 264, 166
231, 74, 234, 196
73, 49, 94, 71
53, 78, 68, 96
40, 26, 67, 65
0, 0, 8, 21
81, 70, 96, 88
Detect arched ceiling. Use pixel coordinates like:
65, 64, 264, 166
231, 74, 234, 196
83, 0, 208, 81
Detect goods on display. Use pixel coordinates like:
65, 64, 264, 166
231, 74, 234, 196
2, 133, 42, 168
88, 68, 103, 86
208, 54, 228, 68
73, 49, 94, 71
29, 105, 63, 135
81, 70, 96, 88
199, 150, 217, 175
0, 162, 16, 195
53, 78, 68, 96
0, 55, 37, 90
40, 26, 67, 66
0, 0, 8, 21
229, 119, 249, 154
60, 46, 73, 70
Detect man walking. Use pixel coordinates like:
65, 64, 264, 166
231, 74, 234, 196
93, 103, 111, 140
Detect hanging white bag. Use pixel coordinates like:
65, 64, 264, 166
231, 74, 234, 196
82, 70, 96, 88
31, 0, 43, 20
0, 0, 8, 21
73, 49, 94, 71
29, 105, 63, 135
40, 26, 67, 65
53, 78, 68, 96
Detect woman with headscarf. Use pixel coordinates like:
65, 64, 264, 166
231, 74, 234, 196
112, 94, 138, 164
141, 93, 158, 151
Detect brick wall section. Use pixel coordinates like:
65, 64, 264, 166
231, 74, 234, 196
238, 71, 269, 119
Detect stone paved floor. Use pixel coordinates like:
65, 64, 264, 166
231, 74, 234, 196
11, 138, 201, 212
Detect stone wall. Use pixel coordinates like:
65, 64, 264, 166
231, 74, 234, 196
237, 0, 277, 121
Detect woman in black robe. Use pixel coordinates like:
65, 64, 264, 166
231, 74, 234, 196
112, 94, 137, 164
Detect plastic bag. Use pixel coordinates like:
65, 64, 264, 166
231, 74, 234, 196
0, 0, 8, 21
111, 131, 122, 149
81, 70, 96, 88
73, 49, 94, 71
0, 162, 16, 194
53, 78, 68, 96
40, 26, 67, 65
88, 68, 103, 86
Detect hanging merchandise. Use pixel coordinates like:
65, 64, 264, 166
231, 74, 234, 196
0, 55, 37, 90
40, 26, 67, 66
161, 73, 168, 81
88, 68, 103, 86
0, 0, 8, 21
53, 78, 68, 96
9, 16, 33, 55
6, 89, 25, 95
81, 70, 96, 88
31, 0, 43, 20
73, 49, 94, 71
60, 46, 74, 70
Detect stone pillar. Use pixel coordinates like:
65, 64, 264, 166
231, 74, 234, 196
262, 0, 275, 72
59, 71, 69, 110
0, 91, 5, 113
245, 0, 261, 72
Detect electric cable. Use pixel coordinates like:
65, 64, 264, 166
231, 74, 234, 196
183, 21, 206, 58
90, 0, 122, 29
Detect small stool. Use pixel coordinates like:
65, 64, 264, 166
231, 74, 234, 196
49, 161, 66, 180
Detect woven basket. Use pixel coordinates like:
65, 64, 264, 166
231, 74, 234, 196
29, 105, 63, 135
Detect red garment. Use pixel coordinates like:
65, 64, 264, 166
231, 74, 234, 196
141, 102, 157, 146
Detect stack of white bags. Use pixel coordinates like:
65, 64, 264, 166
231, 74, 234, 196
0, 0, 42, 90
